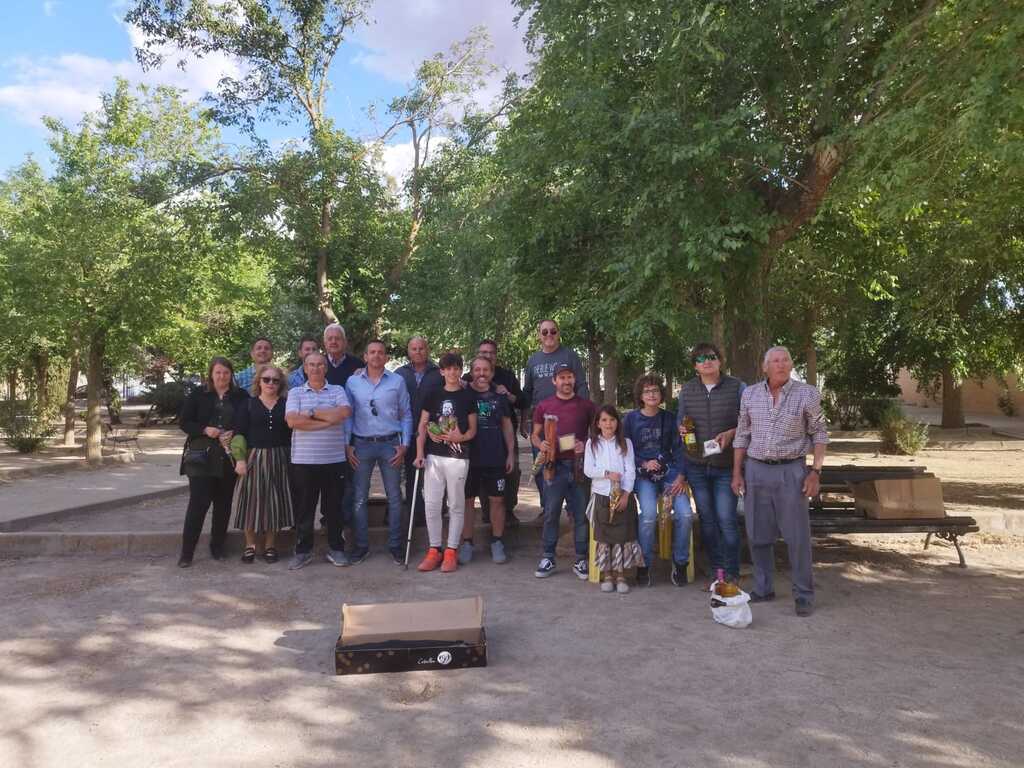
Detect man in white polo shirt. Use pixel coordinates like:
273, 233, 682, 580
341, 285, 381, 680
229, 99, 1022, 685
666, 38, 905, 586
285, 352, 352, 570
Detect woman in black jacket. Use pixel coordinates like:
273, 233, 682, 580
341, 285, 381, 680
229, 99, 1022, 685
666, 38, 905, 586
178, 356, 249, 567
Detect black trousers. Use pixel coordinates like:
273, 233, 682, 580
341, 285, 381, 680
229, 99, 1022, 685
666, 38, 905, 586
181, 471, 237, 560
293, 462, 346, 554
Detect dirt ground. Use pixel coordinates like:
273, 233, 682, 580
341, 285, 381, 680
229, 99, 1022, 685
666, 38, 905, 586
1, 535, 1023, 768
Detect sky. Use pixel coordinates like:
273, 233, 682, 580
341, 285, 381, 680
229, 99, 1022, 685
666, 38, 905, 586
0, 0, 533, 181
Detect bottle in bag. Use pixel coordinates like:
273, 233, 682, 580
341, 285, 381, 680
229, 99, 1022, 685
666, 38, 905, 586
680, 415, 701, 459
656, 494, 673, 560
714, 567, 739, 597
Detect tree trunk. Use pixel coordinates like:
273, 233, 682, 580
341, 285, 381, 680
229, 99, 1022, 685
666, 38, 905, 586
86, 331, 106, 463
602, 348, 619, 407
804, 305, 818, 388
63, 345, 80, 447
664, 373, 674, 401
316, 198, 338, 325
32, 348, 49, 414
585, 325, 602, 401
7, 369, 17, 401
711, 309, 726, 358
941, 364, 965, 429
727, 258, 769, 385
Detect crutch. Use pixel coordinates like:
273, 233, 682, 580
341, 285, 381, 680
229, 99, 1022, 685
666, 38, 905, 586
403, 466, 422, 569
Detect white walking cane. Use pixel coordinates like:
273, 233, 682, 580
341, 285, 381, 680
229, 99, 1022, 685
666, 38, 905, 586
403, 466, 422, 570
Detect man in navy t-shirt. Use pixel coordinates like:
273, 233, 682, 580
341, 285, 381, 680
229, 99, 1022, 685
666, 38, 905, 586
461, 355, 515, 565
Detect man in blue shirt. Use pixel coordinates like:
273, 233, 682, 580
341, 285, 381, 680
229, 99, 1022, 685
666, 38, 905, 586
235, 337, 273, 390
287, 334, 319, 389
345, 340, 414, 564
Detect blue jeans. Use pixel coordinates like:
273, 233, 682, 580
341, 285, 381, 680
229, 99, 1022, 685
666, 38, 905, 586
351, 436, 404, 553
634, 476, 692, 566
542, 460, 588, 561
686, 463, 740, 577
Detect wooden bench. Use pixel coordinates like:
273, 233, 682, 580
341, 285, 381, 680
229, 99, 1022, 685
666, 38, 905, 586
809, 465, 978, 567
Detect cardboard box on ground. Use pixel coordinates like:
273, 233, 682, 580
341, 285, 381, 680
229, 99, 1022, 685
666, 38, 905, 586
336, 596, 487, 676
854, 477, 946, 519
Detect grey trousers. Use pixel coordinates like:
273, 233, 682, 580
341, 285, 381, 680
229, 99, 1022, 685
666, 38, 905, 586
743, 459, 814, 602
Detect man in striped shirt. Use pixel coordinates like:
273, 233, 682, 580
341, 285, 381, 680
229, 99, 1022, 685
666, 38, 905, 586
732, 346, 828, 616
285, 353, 352, 570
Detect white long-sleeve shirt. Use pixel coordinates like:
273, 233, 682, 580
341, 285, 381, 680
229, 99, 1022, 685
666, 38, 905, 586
584, 436, 635, 496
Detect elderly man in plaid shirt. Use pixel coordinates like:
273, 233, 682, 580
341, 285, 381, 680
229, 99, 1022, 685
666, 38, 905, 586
732, 346, 828, 617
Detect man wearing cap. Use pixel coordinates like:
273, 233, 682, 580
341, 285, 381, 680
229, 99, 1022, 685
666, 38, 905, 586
732, 346, 828, 617
531, 362, 596, 580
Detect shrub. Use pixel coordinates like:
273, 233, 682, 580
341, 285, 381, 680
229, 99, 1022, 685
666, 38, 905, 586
880, 416, 929, 455
822, 392, 862, 430
141, 381, 193, 417
2, 402, 56, 453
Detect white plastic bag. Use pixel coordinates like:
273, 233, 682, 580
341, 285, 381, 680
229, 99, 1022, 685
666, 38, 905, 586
709, 581, 752, 629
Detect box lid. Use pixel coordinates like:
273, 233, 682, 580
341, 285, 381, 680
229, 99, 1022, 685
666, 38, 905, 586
341, 595, 484, 646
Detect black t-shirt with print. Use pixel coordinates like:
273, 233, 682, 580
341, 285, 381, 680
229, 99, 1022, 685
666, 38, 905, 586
422, 386, 474, 460
469, 386, 510, 468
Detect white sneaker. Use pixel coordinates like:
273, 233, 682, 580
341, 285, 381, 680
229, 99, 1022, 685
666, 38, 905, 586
490, 540, 507, 564
600, 580, 614, 593
616, 579, 630, 594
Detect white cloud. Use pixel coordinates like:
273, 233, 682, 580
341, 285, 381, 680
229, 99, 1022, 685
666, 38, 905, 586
0, 23, 241, 127
370, 135, 451, 189
355, 0, 532, 91
43, 1, 58, 17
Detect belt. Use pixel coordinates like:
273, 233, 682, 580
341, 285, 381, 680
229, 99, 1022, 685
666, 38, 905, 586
750, 456, 804, 465
353, 433, 400, 442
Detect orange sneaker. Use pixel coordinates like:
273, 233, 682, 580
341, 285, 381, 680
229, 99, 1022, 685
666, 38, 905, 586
441, 547, 458, 573
417, 547, 442, 572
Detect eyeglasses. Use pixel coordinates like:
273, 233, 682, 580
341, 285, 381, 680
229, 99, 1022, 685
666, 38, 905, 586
540, 328, 559, 337
695, 354, 718, 363
260, 376, 281, 384
642, 387, 662, 395
370, 399, 378, 417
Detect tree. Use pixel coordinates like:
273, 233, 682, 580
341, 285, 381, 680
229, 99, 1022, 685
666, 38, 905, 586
5, 82, 238, 460
128, 0, 372, 324
507, 0, 1023, 381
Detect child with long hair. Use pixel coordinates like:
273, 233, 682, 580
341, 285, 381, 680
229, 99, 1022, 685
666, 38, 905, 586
583, 405, 644, 593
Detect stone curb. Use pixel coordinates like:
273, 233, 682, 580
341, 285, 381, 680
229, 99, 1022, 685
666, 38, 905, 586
0, 450, 138, 482
0, 485, 189, 532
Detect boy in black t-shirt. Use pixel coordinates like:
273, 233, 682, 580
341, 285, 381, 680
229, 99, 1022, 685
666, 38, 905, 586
414, 352, 477, 573
461, 356, 516, 564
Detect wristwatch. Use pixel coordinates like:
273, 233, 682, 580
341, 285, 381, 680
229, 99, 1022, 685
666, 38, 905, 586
809, 467, 821, 475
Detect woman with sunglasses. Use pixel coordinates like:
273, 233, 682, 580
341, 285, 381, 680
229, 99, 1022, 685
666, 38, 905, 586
672, 342, 746, 584
230, 363, 294, 563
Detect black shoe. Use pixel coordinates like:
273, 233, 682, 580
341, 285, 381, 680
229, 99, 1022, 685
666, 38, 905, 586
671, 562, 689, 586
177, 557, 193, 568
209, 547, 226, 561
636, 566, 653, 587
349, 548, 369, 565
749, 591, 776, 603
390, 549, 405, 565
795, 598, 814, 617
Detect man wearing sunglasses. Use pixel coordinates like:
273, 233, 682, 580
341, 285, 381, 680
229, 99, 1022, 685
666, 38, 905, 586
522, 320, 590, 504
345, 340, 413, 565
673, 342, 746, 586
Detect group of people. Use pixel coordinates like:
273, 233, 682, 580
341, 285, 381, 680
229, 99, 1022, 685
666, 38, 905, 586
178, 318, 828, 616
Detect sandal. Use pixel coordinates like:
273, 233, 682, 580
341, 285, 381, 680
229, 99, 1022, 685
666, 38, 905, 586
241, 546, 256, 564
263, 547, 279, 564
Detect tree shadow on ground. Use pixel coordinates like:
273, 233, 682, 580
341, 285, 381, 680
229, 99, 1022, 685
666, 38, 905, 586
0, 545, 1021, 768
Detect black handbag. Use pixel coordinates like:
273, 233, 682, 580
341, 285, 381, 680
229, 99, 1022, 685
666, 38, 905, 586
180, 435, 221, 477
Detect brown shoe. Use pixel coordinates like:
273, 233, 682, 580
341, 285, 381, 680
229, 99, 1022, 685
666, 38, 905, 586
417, 547, 443, 572
441, 547, 459, 573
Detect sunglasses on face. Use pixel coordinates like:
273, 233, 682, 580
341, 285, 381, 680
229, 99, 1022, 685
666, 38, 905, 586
695, 354, 718, 363
370, 399, 378, 417
260, 376, 281, 384
540, 328, 558, 337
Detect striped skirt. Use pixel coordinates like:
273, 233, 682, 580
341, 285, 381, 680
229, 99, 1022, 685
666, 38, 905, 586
231, 446, 294, 532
